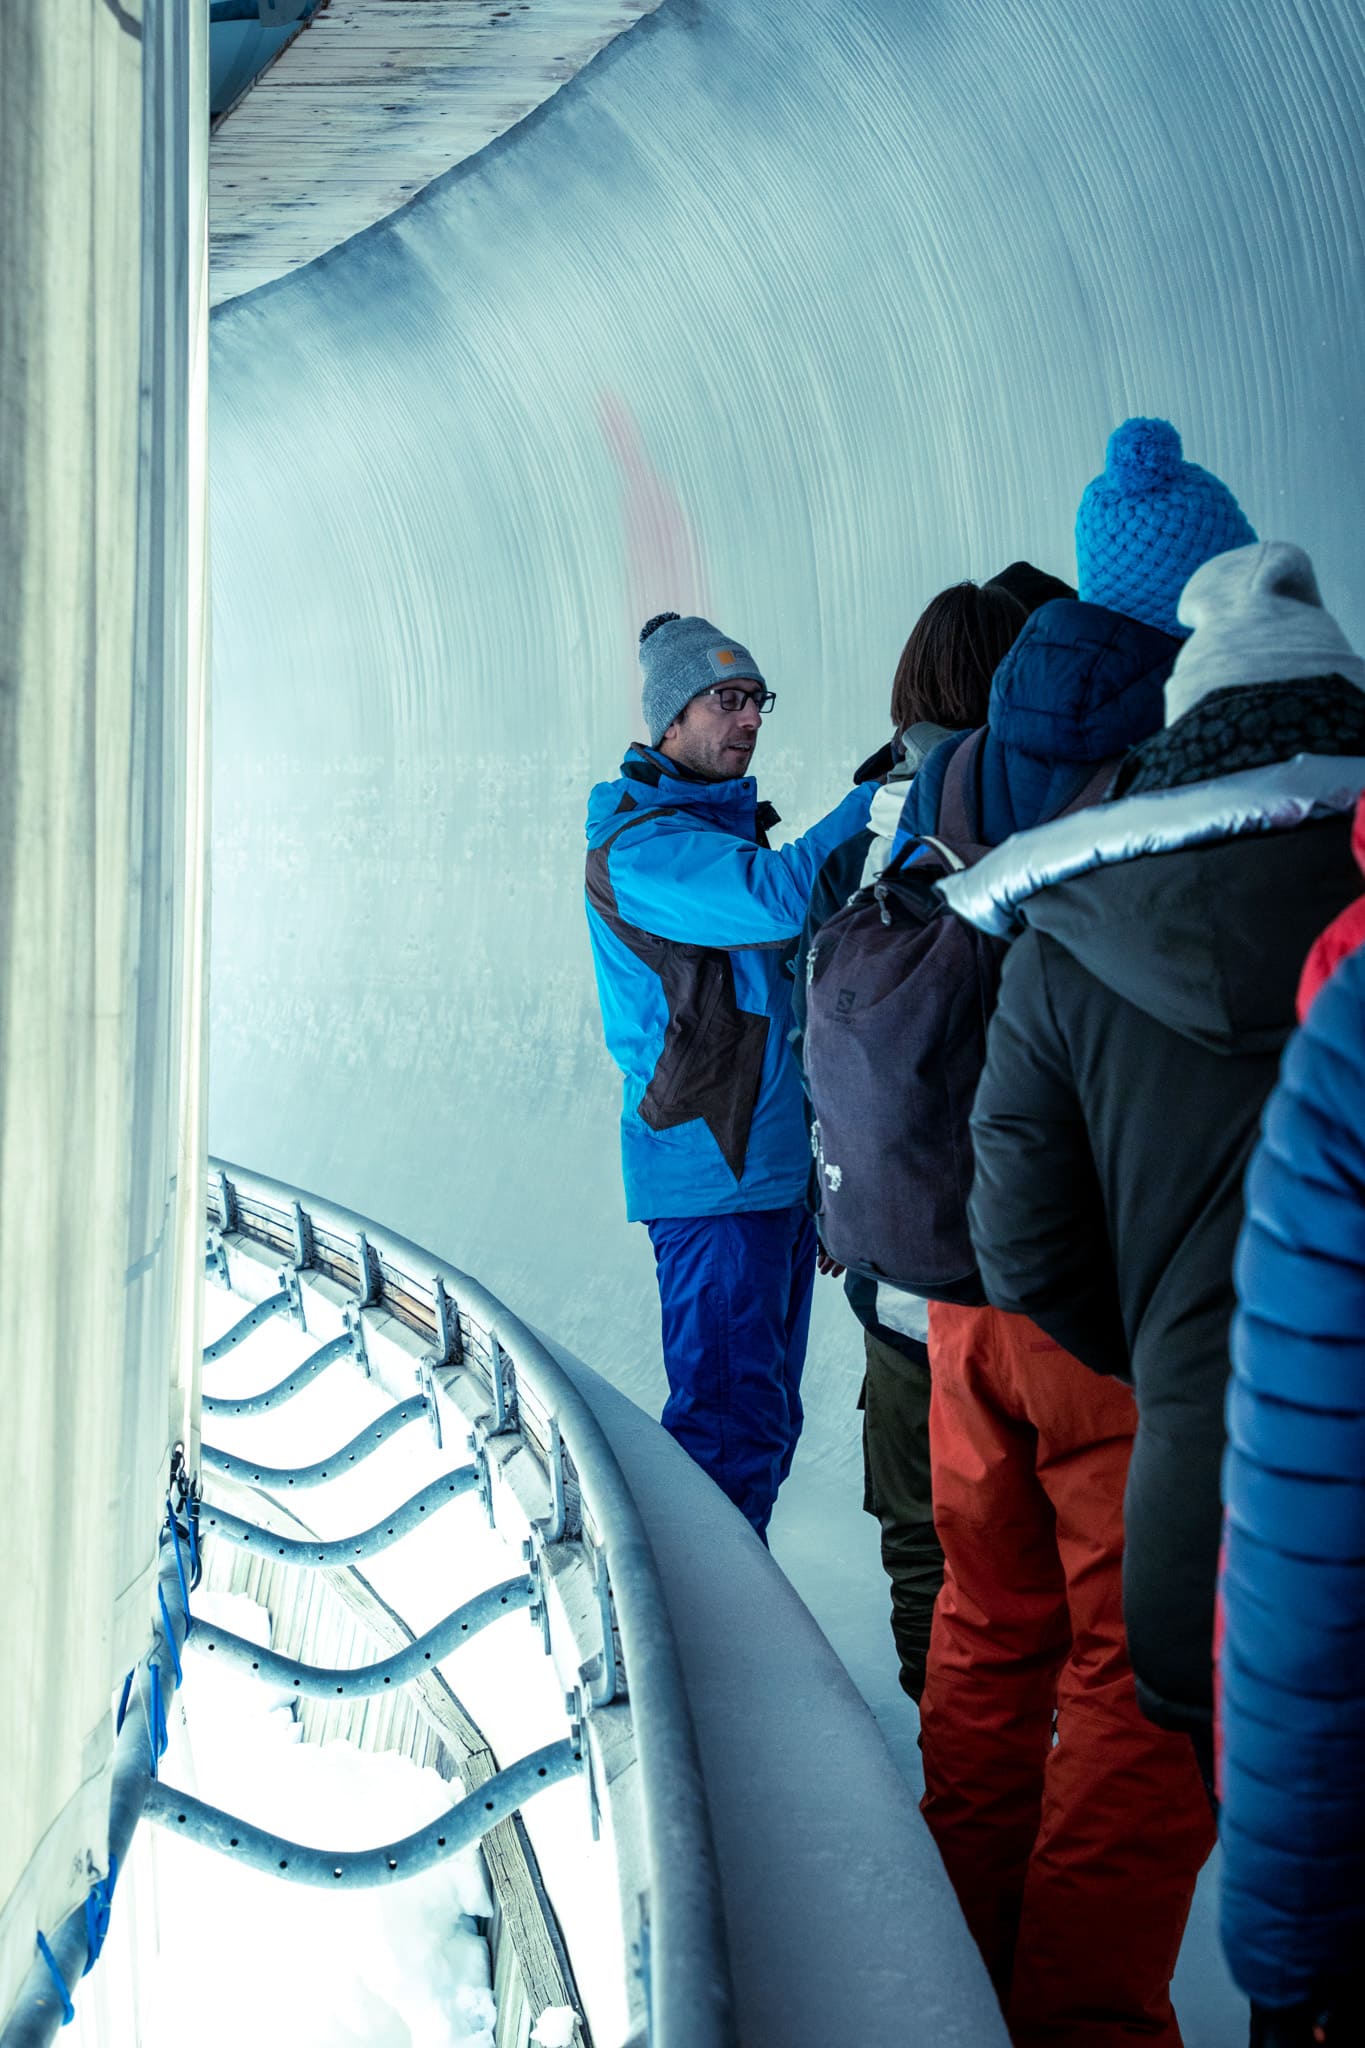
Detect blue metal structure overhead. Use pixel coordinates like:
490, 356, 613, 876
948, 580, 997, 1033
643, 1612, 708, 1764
207, 1, 664, 300
209, 14, 307, 119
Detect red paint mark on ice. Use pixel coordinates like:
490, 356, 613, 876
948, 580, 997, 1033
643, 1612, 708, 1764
599, 392, 710, 737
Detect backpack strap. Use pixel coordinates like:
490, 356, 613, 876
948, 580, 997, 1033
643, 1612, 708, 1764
1058, 755, 1124, 817
936, 729, 987, 845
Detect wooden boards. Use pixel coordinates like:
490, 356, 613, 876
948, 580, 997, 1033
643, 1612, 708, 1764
210, 0, 661, 303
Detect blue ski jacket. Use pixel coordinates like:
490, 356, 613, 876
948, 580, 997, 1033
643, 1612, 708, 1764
586, 744, 874, 1221
892, 600, 1178, 851
1220, 938, 1365, 2010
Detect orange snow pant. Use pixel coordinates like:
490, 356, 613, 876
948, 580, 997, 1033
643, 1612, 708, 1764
919, 1304, 1215, 2048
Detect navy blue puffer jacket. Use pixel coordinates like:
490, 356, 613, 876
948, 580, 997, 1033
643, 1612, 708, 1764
893, 599, 1178, 848
1221, 939, 1365, 2009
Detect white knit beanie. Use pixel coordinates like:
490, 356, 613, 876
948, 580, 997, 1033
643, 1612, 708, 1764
1165, 541, 1365, 726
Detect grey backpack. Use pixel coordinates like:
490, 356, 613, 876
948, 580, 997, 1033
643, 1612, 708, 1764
804, 733, 1115, 1300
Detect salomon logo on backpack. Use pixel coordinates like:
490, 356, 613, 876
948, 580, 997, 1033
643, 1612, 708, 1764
803, 732, 1118, 1301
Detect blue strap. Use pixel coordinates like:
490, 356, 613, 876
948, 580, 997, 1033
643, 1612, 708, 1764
166, 1498, 193, 1636
115, 1669, 134, 1736
148, 1662, 167, 1778
158, 1586, 183, 1685
34, 1932, 74, 2025
81, 1856, 118, 1977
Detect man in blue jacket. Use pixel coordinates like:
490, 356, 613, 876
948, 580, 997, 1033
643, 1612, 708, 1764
585, 612, 874, 1536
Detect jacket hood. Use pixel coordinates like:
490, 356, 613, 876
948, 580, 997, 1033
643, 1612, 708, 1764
987, 600, 1179, 764
1023, 820, 1357, 1051
941, 755, 1365, 1051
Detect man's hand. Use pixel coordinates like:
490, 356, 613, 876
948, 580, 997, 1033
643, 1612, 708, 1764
816, 1249, 845, 1278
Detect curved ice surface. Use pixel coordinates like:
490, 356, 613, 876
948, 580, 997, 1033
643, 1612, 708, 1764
209, 2, 1359, 2027
211, 0, 1364, 1414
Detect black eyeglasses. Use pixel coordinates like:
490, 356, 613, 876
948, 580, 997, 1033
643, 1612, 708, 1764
699, 684, 777, 714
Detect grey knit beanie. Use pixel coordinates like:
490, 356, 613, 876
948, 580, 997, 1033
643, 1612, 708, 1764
1165, 541, 1365, 726
639, 612, 765, 746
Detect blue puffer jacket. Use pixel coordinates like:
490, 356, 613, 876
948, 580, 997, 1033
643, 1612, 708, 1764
1220, 939, 1365, 2011
893, 600, 1178, 850
586, 744, 874, 1221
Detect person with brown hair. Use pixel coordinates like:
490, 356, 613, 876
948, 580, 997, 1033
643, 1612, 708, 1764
890, 576, 1042, 747
792, 568, 1054, 1700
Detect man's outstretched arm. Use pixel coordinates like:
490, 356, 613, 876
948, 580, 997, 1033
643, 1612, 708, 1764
607, 783, 875, 949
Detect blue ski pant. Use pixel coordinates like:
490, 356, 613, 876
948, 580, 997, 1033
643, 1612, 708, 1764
645, 1204, 817, 1538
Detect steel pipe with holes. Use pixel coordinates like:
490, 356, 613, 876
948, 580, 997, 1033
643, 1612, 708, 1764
143, 1739, 581, 1885
201, 1395, 430, 1488
201, 1330, 352, 1415
198, 1574, 532, 1695
200, 1467, 479, 1565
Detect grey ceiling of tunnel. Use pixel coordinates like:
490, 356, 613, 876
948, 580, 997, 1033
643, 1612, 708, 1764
205, 0, 1365, 1810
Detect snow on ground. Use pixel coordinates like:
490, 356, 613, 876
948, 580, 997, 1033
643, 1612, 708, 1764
150, 1587, 496, 2048
530, 2008, 578, 2047
70, 1575, 495, 2048
66, 1290, 623, 2046
194, 1290, 629, 2040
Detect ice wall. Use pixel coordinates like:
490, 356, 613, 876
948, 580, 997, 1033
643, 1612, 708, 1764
209, 0, 1365, 1460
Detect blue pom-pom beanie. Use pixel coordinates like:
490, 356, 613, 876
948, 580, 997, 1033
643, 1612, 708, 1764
1075, 418, 1256, 637
638, 612, 765, 746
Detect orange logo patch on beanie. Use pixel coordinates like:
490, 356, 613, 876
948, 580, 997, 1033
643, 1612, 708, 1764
707, 645, 750, 678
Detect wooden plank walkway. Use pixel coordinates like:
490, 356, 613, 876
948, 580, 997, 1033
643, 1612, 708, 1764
210, 0, 660, 303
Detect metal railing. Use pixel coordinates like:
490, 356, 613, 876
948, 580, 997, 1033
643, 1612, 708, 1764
198, 1160, 735, 2048
2, 1161, 736, 2048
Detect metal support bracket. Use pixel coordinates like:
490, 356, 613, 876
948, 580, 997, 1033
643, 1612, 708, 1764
577, 1542, 620, 1710
416, 1354, 444, 1451
290, 1200, 314, 1273
532, 1413, 567, 1545
522, 1536, 553, 1657
565, 1689, 601, 1842
204, 1229, 230, 1289
467, 1424, 496, 1528
214, 1168, 239, 1235
354, 1230, 382, 1307
277, 1262, 306, 1329
432, 1275, 463, 1368
487, 1335, 519, 1435
343, 1302, 371, 1379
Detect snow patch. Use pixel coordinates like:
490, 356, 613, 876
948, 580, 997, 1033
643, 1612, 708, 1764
93, 1589, 497, 2048
530, 2006, 579, 2047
